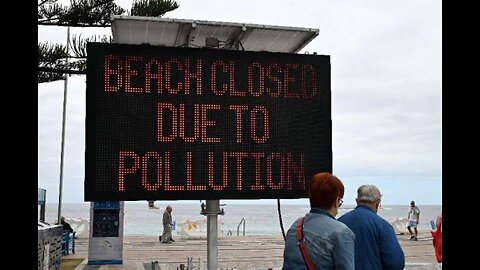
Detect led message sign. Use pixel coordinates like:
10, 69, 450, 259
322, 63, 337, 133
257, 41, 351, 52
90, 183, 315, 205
85, 42, 331, 201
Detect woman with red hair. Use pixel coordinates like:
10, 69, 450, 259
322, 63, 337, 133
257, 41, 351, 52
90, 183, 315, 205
282, 172, 354, 270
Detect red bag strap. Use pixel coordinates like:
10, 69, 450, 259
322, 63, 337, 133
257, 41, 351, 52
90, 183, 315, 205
296, 217, 316, 270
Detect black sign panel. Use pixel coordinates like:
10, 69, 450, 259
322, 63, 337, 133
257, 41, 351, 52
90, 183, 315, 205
85, 42, 331, 201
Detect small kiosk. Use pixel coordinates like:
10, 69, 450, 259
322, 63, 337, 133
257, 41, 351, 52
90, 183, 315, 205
88, 201, 124, 265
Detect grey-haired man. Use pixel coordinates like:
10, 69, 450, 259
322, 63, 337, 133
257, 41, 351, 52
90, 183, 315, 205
339, 185, 405, 270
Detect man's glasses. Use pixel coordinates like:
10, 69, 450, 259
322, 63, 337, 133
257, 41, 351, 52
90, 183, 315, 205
338, 198, 343, 207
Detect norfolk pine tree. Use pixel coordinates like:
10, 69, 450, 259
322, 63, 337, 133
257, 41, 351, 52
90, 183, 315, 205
38, 0, 179, 83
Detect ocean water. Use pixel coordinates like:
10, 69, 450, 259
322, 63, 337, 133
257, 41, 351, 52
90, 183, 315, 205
42, 203, 441, 236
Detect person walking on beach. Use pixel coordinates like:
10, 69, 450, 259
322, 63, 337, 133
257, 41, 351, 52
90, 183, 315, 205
282, 172, 355, 270
338, 185, 405, 270
160, 205, 175, 243
407, 200, 420, 241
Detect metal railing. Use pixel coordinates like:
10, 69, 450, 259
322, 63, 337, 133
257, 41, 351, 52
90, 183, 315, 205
237, 217, 246, 236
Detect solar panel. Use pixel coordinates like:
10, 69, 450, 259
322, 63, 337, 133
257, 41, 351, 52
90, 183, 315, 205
111, 16, 319, 53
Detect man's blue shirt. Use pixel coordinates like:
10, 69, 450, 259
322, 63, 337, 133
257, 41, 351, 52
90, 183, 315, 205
338, 205, 405, 270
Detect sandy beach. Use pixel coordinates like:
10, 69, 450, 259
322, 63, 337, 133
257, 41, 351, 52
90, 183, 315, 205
67, 230, 441, 269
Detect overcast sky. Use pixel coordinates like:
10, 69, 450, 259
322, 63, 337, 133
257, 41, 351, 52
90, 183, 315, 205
38, 0, 442, 205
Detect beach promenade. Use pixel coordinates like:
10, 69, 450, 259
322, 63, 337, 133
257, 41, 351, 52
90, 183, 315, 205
68, 231, 440, 270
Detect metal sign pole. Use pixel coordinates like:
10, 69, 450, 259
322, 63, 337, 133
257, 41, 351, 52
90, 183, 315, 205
57, 26, 70, 225
206, 200, 219, 270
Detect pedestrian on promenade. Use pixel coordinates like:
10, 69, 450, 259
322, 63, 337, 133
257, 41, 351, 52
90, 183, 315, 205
407, 200, 420, 241
282, 172, 354, 270
339, 185, 405, 270
432, 211, 442, 263
60, 216, 74, 234
160, 205, 175, 243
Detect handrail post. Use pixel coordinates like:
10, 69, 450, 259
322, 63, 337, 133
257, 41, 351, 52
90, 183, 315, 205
243, 218, 246, 236
237, 217, 246, 236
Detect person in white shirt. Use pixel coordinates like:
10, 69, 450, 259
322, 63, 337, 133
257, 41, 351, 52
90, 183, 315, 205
407, 200, 420, 241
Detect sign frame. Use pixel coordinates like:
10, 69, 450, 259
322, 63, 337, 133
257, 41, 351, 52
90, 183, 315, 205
85, 42, 331, 201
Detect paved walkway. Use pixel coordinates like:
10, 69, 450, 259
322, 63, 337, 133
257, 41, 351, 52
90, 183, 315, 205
69, 231, 441, 269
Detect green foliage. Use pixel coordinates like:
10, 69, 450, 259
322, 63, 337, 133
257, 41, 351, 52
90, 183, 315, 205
70, 34, 113, 58
38, 42, 69, 63
130, 0, 179, 17
38, 0, 179, 83
38, 0, 125, 26
38, 41, 87, 83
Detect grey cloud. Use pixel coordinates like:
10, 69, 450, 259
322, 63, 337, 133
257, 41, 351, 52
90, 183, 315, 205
38, 0, 441, 204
